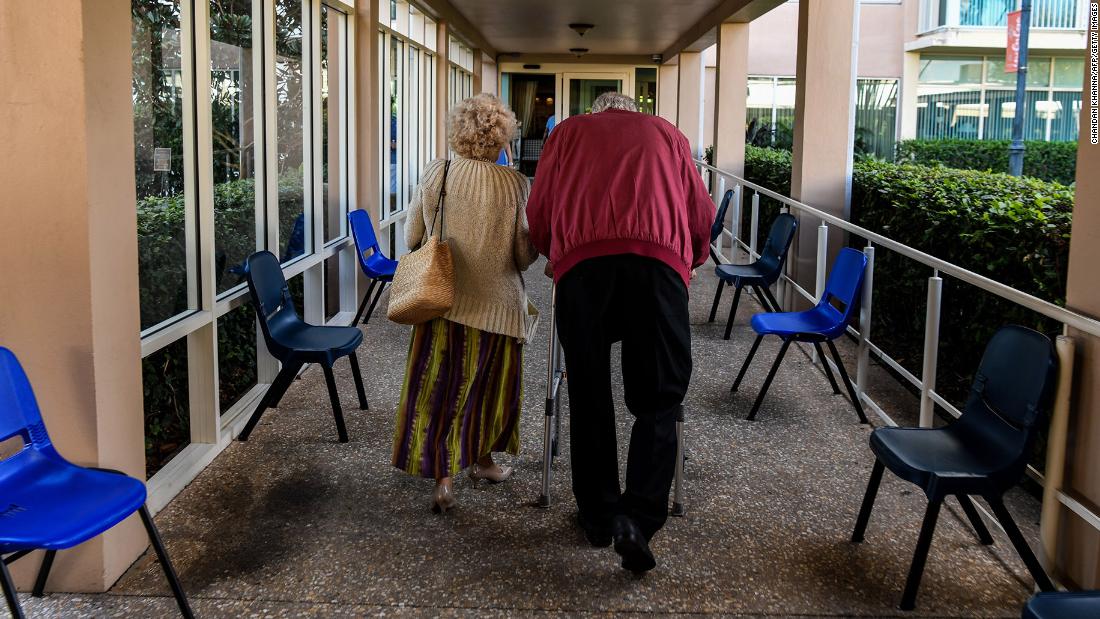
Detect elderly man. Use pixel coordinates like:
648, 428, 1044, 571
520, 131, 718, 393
527, 92, 713, 573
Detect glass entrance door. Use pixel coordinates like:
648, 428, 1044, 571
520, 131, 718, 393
561, 72, 631, 118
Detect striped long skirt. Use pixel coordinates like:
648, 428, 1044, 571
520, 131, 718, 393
392, 317, 523, 479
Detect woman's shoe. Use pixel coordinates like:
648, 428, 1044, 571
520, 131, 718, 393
470, 463, 513, 484
431, 482, 456, 513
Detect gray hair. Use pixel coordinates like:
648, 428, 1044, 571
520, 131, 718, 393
591, 92, 637, 113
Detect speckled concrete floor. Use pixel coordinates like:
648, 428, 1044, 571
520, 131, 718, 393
20, 261, 1044, 618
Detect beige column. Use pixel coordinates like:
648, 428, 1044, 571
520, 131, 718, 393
899, 51, 921, 140
435, 22, 450, 158
713, 22, 750, 178
789, 0, 860, 294
677, 51, 706, 158
355, 0, 381, 275
472, 50, 483, 94
482, 57, 499, 96
1055, 11, 1100, 589
658, 62, 679, 125
0, 0, 146, 591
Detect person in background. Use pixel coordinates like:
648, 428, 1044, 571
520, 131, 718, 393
393, 94, 539, 514
543, 113, 556, 139
526, 91, 712, 573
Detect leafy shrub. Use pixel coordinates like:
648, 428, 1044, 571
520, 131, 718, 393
741, 146, 1072, 413
895, 139, 1078, 185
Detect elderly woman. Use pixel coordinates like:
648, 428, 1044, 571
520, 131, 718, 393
392, 94, 539, 513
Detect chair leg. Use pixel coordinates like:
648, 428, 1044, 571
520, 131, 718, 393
761, 284, 782, 313
32, 550, 55, 597
0, 559, 25, 619
722, 285, 743, 340
852, 459, 885, 543
813, 342, 841, 394
985, 495, 1054, 591
348, 353, 369, 410
237, 361, 302, 441
363, 281, 388, 325
138, 506, 194, 619
352, 280, 378, 326
751, 284, 774, 312
708, 280, 725, 323
900, 497, 943, 611
955, 494, 994, 545
732, 334, 764, 393
826, 340, 869, 424
746, 338, 792, 421
322, 363, 349, 443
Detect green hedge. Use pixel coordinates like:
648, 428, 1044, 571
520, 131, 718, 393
895, 139, 1078, 185
741, 146, 1072, 411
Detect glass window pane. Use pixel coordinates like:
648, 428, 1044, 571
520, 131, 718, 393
210, 0, 257, 294
324, 252, 343, 321
142, 339, 190, 477
982, 90, 1050, 140
407, 45, 420, 197
389, 37, 403, 216
960, 0, 1013, 26
916, 86, 982, 139
1049, 91, 1082, 141
634, 68, 657, 115
1053, 57, 1085, 89
218, 303, 257, 415
322, 6, 348, 243
276, 0, 306, 263
854, 79, 898, 160
986, 56, 1050, 87
918, 56, 984, 85
133, 0, 194, 330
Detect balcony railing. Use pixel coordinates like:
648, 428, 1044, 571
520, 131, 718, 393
920, 0, 1086, 33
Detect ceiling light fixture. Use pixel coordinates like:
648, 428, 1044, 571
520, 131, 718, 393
569, 48, 589, 57
569, 23, 594, 36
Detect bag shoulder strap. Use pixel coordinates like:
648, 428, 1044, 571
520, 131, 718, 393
428, 160, 451, 239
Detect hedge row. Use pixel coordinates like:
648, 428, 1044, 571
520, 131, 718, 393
895, 139, 1078, 185
740, 145, 1073, 408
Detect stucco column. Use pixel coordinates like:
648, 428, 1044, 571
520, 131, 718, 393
472, 49, 483, 94
435, 22, 450, 158
899, 51, 921, 140
713, 22, 750, 178
658, 62, 679, 125
677, 51, 706, 158
0, 0, 147, 591
1055, 7, 1100, 589
789, 0, 860, 295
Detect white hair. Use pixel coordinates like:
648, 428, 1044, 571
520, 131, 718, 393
591, 92, 637, 113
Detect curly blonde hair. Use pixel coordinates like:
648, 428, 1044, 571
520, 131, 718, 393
447, 93, 517, 161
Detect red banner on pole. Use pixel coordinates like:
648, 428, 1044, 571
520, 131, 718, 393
1006, 10, 1022, 73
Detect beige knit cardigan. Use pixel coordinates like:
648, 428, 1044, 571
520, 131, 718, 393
404, 157, 539, 342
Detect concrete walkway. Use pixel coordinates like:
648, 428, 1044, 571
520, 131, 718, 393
22, 262, 1042, 618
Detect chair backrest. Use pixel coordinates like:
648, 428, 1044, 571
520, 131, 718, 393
755, 213, 798, 280
0, 348, 55, 457
348, 209, 382, 276
955, 325, 1057, 480
244, 251, 300, 360
710, 189, 734, 244
817, 247, 868, 326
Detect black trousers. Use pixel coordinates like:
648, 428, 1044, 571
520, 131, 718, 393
556, 254, 692, 540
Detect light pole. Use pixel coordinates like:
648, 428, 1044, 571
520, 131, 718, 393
1008, 0, 1032, 176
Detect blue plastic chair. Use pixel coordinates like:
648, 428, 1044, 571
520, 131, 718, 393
1023, 591, 1100, 618
730, 247, 868, 422
707, 189, 735, 266
0, 348, 193, 619
852, 325, 1057, 611
237, 251, 368, 443
709, 213, 798, 341
348, 209, 398, 327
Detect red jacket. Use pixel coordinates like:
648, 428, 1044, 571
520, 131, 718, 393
526, 108, 714, 288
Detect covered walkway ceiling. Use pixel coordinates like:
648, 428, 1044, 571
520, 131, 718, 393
437, 0, 785, 60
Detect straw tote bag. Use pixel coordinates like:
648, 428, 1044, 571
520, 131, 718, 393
387, 161, 455, 325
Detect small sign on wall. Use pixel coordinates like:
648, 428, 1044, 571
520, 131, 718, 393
153, 148, 172, 172
1006, 10, 1022, 73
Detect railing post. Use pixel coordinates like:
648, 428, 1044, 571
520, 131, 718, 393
749, 192, 760, 258
731, 183, 743, 262
919, 272, 943, 428
812, 222, 829, 365
856, 244, 875, 399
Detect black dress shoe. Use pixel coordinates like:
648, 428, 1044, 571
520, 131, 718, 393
612, 515, 656, 573
577, 512, 612, 548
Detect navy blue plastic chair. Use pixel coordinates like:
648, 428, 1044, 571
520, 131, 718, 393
708, 189, 735, 266
852, 325, 1058, 611
730, 247, 868, 422
709, 213, 798, 340
1023, 591, 1100, 618
0, 348, 193, 619
238, 251, 368, 443
348, 209, 398, 327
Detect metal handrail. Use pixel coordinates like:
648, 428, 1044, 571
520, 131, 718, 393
694, 160, 1100, 339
